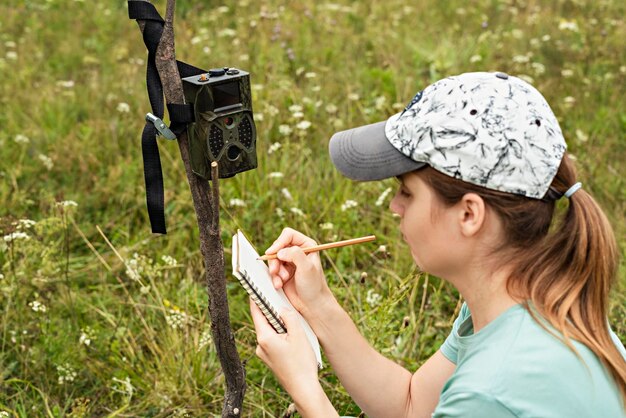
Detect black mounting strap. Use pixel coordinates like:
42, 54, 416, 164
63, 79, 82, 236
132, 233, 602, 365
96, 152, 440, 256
128, 1, 205, 234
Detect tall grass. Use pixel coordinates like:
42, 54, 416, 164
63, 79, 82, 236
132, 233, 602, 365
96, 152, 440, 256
0, 0, 624, 416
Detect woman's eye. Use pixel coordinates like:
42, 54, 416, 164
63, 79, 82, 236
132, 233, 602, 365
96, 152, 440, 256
399, 187, 411, 197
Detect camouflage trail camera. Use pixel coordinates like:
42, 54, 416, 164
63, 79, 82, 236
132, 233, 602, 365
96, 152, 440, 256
182, 67, 257, 179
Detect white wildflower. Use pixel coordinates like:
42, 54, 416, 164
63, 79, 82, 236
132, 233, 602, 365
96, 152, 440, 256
281, 188, 293, 201
14, 134, 30, 144
197, 328, 213, 352
16, 219, 36, 230
289, 104, 303, 113
319, 222, 334, 230
161, 255, 177, 266
290, 207, 305, 217
166, 309, 190, 330
296, 120, 311, 130
366, 289, 382, 307
229, 198, 246, 208
217, 5, 229, 13
0, 410, 9, 417
563, 96, 576, 108
374, 96, 387, 110
304, 72, 317, 79
348, 93, 360, 101
56, 80, 75, 88
29, 300, 47, 313
252, 83, 263, 91
511, 29, 524, 39
275, 207, 285, 219
469, 54, 482, 63
575, 129, 588, 143
3, 232, 30, 242
111, 376, 134, 398
190, 36, 203, 45
292, 111, 304, 119
558, 20, 579, 32
541, 34, 551, 42
325, 104, 338, 114
6, 51, 18, 60
38, 154, 54, 170
125, 253, 142, 281
140, 285, 151, 295
561, 69, 574, 78
255, 113, 264, 122
57, 200, 78, 208
375, 187, 393, 206
116, 102, 130, 113
268, 172, 284, 179
79, 327, 95, 347
217, 28, 237, 38
238, 53, 249, 61
341, 200, 358, 211
5, 41, 16, 48
57, 363, 77, 385
531, 62, 545, 75
512, 55, 530, 64
0, 273, 4, 281
268, 142, 282, 154
265, 104, 279, 116
278, 124, 292, 136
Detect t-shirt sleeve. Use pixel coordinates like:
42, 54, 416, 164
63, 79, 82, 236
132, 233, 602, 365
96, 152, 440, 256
432, 391, 518, 418
439, 302, 470, 364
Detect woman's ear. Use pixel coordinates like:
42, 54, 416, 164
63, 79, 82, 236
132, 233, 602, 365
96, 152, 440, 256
457, 193, 486, 237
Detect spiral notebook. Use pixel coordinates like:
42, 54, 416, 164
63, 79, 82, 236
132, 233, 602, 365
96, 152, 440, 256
232, 230, 322, 369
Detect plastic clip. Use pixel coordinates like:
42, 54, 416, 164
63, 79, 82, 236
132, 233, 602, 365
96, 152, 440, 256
145, 113, 176, 140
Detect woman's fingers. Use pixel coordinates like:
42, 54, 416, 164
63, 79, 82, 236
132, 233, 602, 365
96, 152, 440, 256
250, 298, 274, 338
265, 227, 317, 256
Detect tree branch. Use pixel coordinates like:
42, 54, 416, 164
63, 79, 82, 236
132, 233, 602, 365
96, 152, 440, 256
132, 1, 247, 416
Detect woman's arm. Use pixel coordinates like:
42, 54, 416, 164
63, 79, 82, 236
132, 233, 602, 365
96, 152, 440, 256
307, 296, 455, 417
255, 228, 456, 417
250, 301, 340, 418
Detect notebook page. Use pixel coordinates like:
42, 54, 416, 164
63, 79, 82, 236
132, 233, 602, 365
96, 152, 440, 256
234, 230, 323, 368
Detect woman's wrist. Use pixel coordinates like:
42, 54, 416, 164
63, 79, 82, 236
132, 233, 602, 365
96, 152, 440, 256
293, 380, 339, 417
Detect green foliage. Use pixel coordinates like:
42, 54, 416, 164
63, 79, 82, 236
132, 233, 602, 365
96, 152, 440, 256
0, 0, 624, 416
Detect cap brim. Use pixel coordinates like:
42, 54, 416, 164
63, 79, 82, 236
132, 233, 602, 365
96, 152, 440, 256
329, 119, 426, 181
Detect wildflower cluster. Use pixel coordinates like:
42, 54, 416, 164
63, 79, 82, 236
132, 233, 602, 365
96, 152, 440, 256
29, 300, 47, 313
366, 289, 383, 307
79, 326, 96, 347
111, 376, 134, 399
165, 308, 190, 330
57, 363, 78, 385
197, 327, 213, 352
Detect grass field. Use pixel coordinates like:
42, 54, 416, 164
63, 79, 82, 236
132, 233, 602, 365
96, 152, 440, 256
0, 0, 624, 416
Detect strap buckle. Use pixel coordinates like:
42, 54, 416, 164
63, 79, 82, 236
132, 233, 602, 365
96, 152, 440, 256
145, 113, 176, 140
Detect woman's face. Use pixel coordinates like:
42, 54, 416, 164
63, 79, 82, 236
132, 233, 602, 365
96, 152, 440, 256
389, 172, 461, 277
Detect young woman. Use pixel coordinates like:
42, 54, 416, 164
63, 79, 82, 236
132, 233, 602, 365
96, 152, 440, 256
249, 72, 626, 417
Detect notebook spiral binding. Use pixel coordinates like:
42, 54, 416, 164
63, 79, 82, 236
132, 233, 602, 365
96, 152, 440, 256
239, 269, 287, 334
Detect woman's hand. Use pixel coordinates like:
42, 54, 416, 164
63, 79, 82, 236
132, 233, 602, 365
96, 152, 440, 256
250, 300, 322, 403
264, 228, 335, 317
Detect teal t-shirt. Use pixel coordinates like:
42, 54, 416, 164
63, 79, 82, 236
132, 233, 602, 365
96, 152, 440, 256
435, 303, 626, 418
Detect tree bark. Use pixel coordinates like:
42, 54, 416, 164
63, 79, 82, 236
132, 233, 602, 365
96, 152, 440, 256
132, 1, 246, 416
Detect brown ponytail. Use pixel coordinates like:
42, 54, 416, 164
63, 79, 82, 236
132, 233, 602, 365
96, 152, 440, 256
420, 155, 626, 404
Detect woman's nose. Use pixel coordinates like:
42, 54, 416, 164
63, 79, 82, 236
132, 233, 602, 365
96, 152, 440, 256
389, 195, 403, 216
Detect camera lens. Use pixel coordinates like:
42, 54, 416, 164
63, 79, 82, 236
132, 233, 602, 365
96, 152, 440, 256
224, 117, 234, 127
227, 144, 241, 161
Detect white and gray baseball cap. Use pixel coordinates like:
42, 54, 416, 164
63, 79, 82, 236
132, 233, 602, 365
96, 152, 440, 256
329, 72, 567, 199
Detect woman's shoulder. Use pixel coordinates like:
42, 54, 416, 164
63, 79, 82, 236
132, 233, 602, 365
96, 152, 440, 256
442, 306, 625, 418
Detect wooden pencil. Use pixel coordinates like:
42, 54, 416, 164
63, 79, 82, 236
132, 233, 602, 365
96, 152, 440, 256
257, 235, 376, 261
